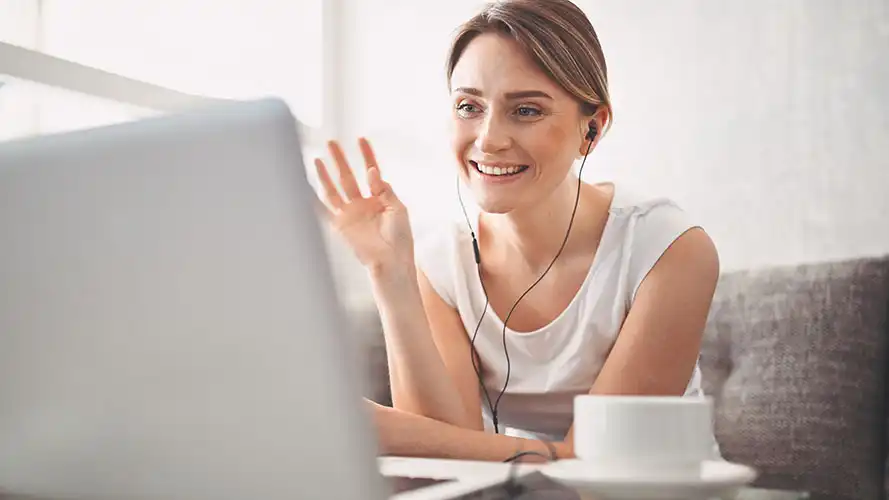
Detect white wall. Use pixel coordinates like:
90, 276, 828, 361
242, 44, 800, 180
324, 0, 889, 306
587, 0, 889, 271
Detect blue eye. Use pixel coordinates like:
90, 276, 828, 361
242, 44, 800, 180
516, 106, 542, 117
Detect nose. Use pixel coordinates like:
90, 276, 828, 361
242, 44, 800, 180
474, 113, 511, 154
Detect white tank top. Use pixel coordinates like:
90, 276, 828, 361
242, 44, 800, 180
415, 184, 713, 444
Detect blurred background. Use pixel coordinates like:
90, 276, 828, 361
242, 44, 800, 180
2, 0, 887, 309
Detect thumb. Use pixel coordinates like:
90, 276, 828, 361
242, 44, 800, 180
368, 166, 399, 205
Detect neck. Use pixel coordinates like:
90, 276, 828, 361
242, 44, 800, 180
480, 176, 608, 272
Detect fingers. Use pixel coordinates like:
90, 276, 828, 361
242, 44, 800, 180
315, 138, 393, 208
358, 137, 380, 175
367, 165, 386, 197
359, 138, 392, 199
327, 140, 363, 201
314, 158, 344, 211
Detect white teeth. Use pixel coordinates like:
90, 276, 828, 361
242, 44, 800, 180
474, 163, 526, 176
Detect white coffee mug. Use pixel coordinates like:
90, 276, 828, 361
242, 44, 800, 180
572, 395, 715, 478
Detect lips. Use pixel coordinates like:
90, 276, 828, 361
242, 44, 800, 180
469, 160, 530, 177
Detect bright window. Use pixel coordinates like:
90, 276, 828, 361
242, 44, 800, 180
0, 0, 324, 140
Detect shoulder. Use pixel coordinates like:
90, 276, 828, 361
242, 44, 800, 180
414, 220, 474, 307
608, 185, 688, 224
607, 186, 719, 304
414, 220, 473, 263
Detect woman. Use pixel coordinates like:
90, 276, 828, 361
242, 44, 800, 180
314, 0, 720, 462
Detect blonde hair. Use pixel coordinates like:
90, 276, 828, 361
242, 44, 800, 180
446, 0, 613, 132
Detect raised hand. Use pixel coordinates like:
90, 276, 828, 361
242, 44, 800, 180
314, 138, 414, 275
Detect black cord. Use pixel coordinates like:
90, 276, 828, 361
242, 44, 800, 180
457, 130, 596, 435
501, 440, 559, 498
457, 174, 498, 429
493, 138, 592, 420
502, 451, 551, 463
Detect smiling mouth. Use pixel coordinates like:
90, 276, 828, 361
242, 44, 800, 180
469, 161, 530, 177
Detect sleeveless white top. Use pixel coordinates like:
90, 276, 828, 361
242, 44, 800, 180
416, 184, 715, 446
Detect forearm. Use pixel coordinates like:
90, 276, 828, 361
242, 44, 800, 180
370, 265, 475, 428
371, 401, 573, 462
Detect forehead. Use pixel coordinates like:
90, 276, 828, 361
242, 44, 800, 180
450, 32, 568, 99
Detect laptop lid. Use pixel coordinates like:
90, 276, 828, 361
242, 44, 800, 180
0, 98, 388, 500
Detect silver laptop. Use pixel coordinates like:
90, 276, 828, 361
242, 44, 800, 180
0, 99, 431, 500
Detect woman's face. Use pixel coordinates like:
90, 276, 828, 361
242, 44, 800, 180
449, 32, 590, 215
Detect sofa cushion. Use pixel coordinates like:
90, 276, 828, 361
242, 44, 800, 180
700, 255, 889, 500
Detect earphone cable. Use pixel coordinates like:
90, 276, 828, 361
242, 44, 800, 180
457, 125, 597, 434
456, 174, 497, 429
492, 137, 594, 419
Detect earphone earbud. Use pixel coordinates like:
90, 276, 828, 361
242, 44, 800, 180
585, 121, 597, 142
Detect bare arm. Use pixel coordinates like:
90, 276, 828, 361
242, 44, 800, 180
313, 138, 478, 429
416, 269, 485, 431
564, 227, 720, 444
368, 399, 570, 462
371, 265, 480, 429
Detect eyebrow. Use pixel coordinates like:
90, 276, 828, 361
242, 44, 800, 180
453, 87, 553, 100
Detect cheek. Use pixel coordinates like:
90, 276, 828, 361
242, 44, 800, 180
524, 124, 575, 167
450, 119, 476, 156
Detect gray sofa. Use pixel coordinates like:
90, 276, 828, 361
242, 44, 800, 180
701, 254, 889, 500
357, 254, 889, 500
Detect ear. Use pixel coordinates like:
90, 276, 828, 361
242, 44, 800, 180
576, 122, 596, 157
577, 106, 610, 156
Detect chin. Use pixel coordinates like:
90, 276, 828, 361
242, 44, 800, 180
473, 196, 519, 215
